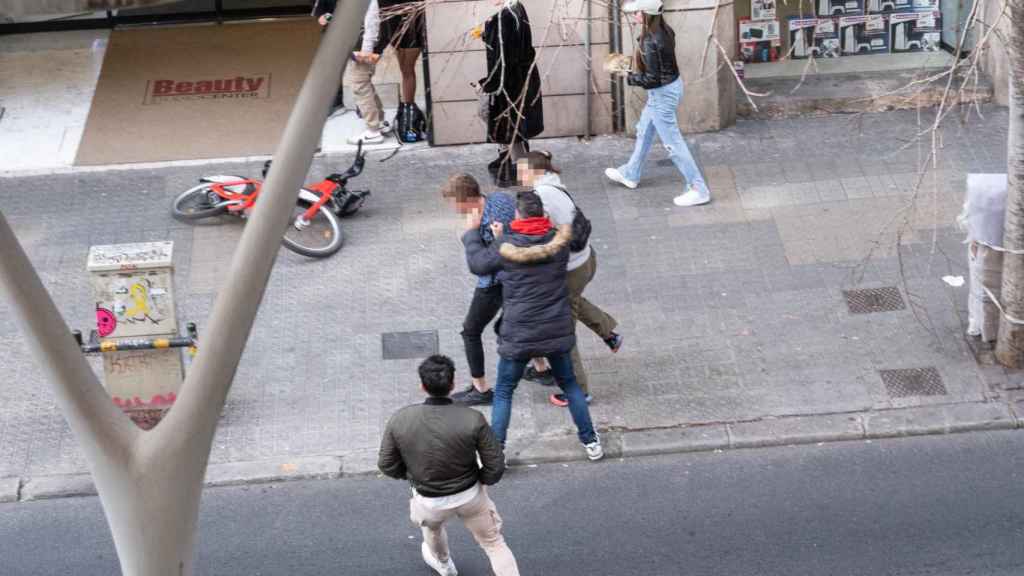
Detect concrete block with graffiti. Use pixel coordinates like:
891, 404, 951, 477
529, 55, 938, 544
87, 241, 183, 419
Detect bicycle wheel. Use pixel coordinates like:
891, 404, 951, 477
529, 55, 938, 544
171, 183, 231, 220
281, 202, 344, 258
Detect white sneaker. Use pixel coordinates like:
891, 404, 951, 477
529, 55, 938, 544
584, 435, 604, 461
347, 128, 384, 145
378, 120, 393, 135
605, 167, 638, 189
673, 187, 711, 207
421, 541, 458, 576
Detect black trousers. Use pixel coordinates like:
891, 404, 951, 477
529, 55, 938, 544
461, 284, 503, 379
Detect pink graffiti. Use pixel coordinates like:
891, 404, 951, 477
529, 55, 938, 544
96, 307, 116, 337
112, 392, 177, 409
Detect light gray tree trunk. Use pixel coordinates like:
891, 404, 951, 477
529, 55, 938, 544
0, 3, 368, 573
996, 6, 1024, 366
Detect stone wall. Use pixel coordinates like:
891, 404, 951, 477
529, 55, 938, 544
978, 0, 1010, 106
425, 0, 614, 145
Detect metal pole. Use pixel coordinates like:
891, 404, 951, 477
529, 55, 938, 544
585, 0, 592, 139
609, 0, 624, 132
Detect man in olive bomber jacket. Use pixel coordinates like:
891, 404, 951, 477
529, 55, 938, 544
378, 354, 521, 576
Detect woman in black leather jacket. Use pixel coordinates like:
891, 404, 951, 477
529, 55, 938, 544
605, 0, 711, 207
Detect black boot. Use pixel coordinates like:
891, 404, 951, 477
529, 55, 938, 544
394, 103, 408, 141
493, 153, 517, 188
487, 154, 503, 177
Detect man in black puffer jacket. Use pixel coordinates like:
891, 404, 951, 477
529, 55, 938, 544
462, 190, 604, 461
379, 355, 520, 576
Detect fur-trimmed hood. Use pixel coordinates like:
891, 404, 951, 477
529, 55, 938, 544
498, 224, 572, 264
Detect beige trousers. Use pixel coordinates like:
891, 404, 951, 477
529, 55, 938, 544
409, 486, 520, 576
567, 250, 618, 394
343, 59, 383, 130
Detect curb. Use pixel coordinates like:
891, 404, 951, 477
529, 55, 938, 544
204, 456, 342, 488
727, 413, 864, 449
21, 473, 97, 501
18, 456, 344, 502
0, 477, 20, 503
505, 401, 1020, 466
5, 400, 1021, 503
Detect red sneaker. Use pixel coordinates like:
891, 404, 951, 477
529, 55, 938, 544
548, 393, 592, 407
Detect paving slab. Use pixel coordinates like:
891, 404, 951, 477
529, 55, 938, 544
340, 449, 382, 477
204, 456, 342, 487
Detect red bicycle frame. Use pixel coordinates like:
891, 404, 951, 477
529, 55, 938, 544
208, 178, 339, 221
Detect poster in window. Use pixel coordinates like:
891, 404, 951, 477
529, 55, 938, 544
752, 0, 777, 20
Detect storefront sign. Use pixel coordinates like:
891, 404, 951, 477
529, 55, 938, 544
144, 74, 272, 105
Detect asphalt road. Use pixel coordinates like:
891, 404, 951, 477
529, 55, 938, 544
2, 430, 1024, 576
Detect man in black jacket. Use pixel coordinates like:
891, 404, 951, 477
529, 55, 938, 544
378, 355, 520, 576
462, 190, 604, 461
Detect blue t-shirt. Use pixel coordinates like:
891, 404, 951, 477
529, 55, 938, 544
477, 191, 516, 288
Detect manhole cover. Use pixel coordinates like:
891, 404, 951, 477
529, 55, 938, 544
843, 286, 906, 314
879, 367, 947, 398
382, 330, 438, 360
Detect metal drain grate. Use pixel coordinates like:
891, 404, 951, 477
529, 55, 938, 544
879, 367, 947, 398
843, 286, 906, 314
381, 330, 439, 360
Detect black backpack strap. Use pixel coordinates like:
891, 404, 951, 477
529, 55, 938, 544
547, 183, 578, 208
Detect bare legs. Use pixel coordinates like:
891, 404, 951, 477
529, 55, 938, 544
396, 47, 420, 103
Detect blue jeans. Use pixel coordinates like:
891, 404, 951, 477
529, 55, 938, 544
491, 353, 597, 446
618, 77, 709, 196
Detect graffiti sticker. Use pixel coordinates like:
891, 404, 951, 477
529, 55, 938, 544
96, 307, 117, 337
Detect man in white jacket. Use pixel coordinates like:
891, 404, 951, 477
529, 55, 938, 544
314, 0, 393, 144
518, 151, 623, 407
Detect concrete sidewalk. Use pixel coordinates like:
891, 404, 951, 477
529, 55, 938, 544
1, 106, 1023, 501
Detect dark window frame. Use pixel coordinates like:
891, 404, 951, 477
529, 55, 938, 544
0, 3, 311, 35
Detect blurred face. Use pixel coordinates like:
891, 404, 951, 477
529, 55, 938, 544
634, 11, 644, 24
492, 0, 505, 7
448, 197, 482, 214
516, 160, 538, 186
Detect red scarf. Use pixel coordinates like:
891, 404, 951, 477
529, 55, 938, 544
509, 217, 552, 236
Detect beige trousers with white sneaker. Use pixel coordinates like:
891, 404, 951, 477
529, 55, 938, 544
409, 486, 520, 576
343, 59, 383, 130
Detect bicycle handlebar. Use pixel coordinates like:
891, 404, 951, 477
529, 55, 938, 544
326, 139, 366, 184
262, 138, 365, 184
